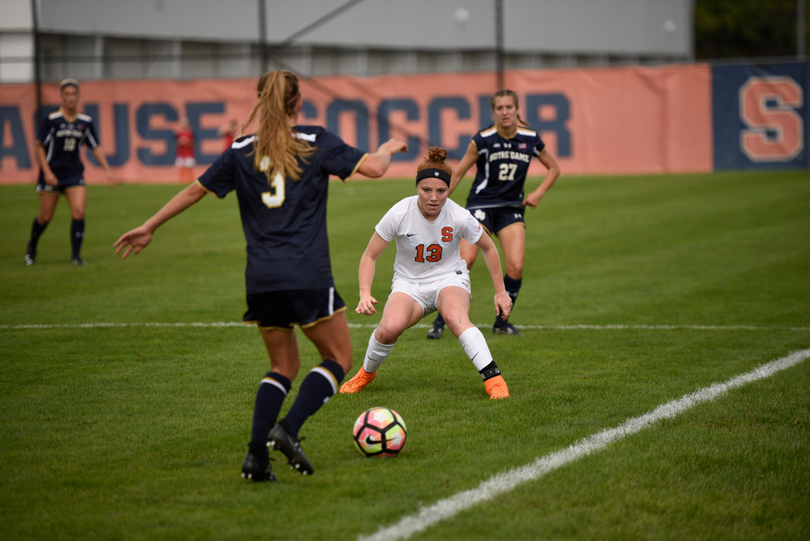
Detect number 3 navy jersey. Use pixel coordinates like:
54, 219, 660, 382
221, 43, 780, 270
465, 126, 546, 210
36, 111, 99, 180
197, 126, 367, 294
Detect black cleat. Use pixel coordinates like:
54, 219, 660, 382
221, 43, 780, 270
70, 258, 87, 266
426, 322, 444, 339
241, 452, 278, 482
267, 423, 313, 476
25, 243, 36, 266
493, 322, 522, 336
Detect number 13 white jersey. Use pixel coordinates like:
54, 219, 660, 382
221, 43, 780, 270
375, 195, 484, 283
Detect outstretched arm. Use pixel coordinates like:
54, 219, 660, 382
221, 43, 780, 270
448, 141, 478, 196
357, 139, 408, 178
35, 142, 58, 187
114, 182, 207, 259
523, 149, 561, 209
91, 146, 115, 186
356, 232, 390, 316
475, 232, 512, 320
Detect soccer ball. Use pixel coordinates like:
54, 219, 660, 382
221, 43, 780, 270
352, 407, 407, 457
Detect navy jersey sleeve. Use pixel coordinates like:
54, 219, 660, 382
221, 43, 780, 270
36, 116, 53, 145
471, 131, 485, 152
83, 119, 100, 149
533, 134, 547, 157
316, 130, 367, 180
198, 149, 236, 198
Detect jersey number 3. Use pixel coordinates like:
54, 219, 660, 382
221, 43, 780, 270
261, 172, 286, 209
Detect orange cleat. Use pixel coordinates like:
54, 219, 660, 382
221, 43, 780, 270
484, 375, 509, 399
339, 368, 376, 394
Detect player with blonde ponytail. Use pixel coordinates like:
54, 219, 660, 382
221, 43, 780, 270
115, 70, 407, 481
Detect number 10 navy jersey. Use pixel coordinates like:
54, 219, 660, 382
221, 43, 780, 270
466, 126, 546, 210
197, 126, 367, 294
36, 111, 99, 180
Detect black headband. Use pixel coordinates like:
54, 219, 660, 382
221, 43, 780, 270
416, 167, 451, 186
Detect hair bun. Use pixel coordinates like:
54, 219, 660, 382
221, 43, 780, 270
427, 146, 447, 163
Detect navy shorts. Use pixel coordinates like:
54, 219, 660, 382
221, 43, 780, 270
244, 287, 347, 330
36, 172, 85, 194
468, 206, 525, 235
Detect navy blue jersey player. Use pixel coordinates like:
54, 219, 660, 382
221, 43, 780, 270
115, 70, 407, 482
428, 89, 561, 338
25, 79, 114, 266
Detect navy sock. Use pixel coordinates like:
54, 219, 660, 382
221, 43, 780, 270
70, 219, 85, 259
28, 217, 48, 250
281, 360, 344, 438
433, 312, 445, 327
496, 274, 522, 325
250, 372, 291, 449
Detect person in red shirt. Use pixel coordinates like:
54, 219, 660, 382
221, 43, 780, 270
175, 118, 196, 183
218, 119, 238, 152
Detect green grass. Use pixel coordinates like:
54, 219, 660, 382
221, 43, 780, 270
1, 171, 809, 540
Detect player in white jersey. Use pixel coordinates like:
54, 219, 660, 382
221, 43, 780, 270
340, 147, 513, 399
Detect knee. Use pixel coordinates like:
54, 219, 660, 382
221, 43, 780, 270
442, 311, 473, 337
71, 208, 85, 220
373, 323, 401, 345
506, 262, 523, 279
271, 362, 299, 381
38, 210, 53, 223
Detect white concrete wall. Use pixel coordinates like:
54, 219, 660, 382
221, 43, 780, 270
35, 0, 692, 56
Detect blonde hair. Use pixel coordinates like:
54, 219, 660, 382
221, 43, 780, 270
242, 70, 314, 182
416, 146, 453, 177
490, 89, 530, 128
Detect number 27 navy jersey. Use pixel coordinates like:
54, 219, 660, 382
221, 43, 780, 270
465, 126, 546, 210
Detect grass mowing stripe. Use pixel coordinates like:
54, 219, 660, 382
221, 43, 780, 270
2, 322, 809, 331
359, 348, 810, 541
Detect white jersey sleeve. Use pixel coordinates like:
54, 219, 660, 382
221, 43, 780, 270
375, 196, 483, 283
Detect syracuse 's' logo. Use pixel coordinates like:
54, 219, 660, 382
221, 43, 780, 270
739, 76, 804, 162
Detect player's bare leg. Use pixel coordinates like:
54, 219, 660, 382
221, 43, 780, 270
259, 326, 301, 380
428, 239, 479, 339
242, 326, 301, 482
26, 192, 59, 265
269, 312, 353, 475
342, 293, 422, 393
492, 223, 526, 335
438, 286, 509, 399
65, 186, 87, 265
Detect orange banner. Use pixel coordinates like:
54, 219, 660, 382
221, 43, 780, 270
0, 64, 712, 184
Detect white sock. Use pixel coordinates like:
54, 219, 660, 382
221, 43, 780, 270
363, 329, 395, 373
458, 326, 493, 371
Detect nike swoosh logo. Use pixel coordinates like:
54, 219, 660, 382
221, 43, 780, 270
406, 233, 416, 237
365, 436, 382, 445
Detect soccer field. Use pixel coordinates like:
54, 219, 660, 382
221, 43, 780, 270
1, 171, 809, 540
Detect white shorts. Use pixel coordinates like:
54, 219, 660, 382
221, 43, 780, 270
390, 270, 471, 316
175, 157, 196, 167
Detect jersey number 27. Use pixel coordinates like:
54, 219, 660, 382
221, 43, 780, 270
498, 163, 517, 181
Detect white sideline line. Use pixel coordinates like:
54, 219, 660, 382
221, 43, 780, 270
358, 349, 810, 541
1, 322, 809, 331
